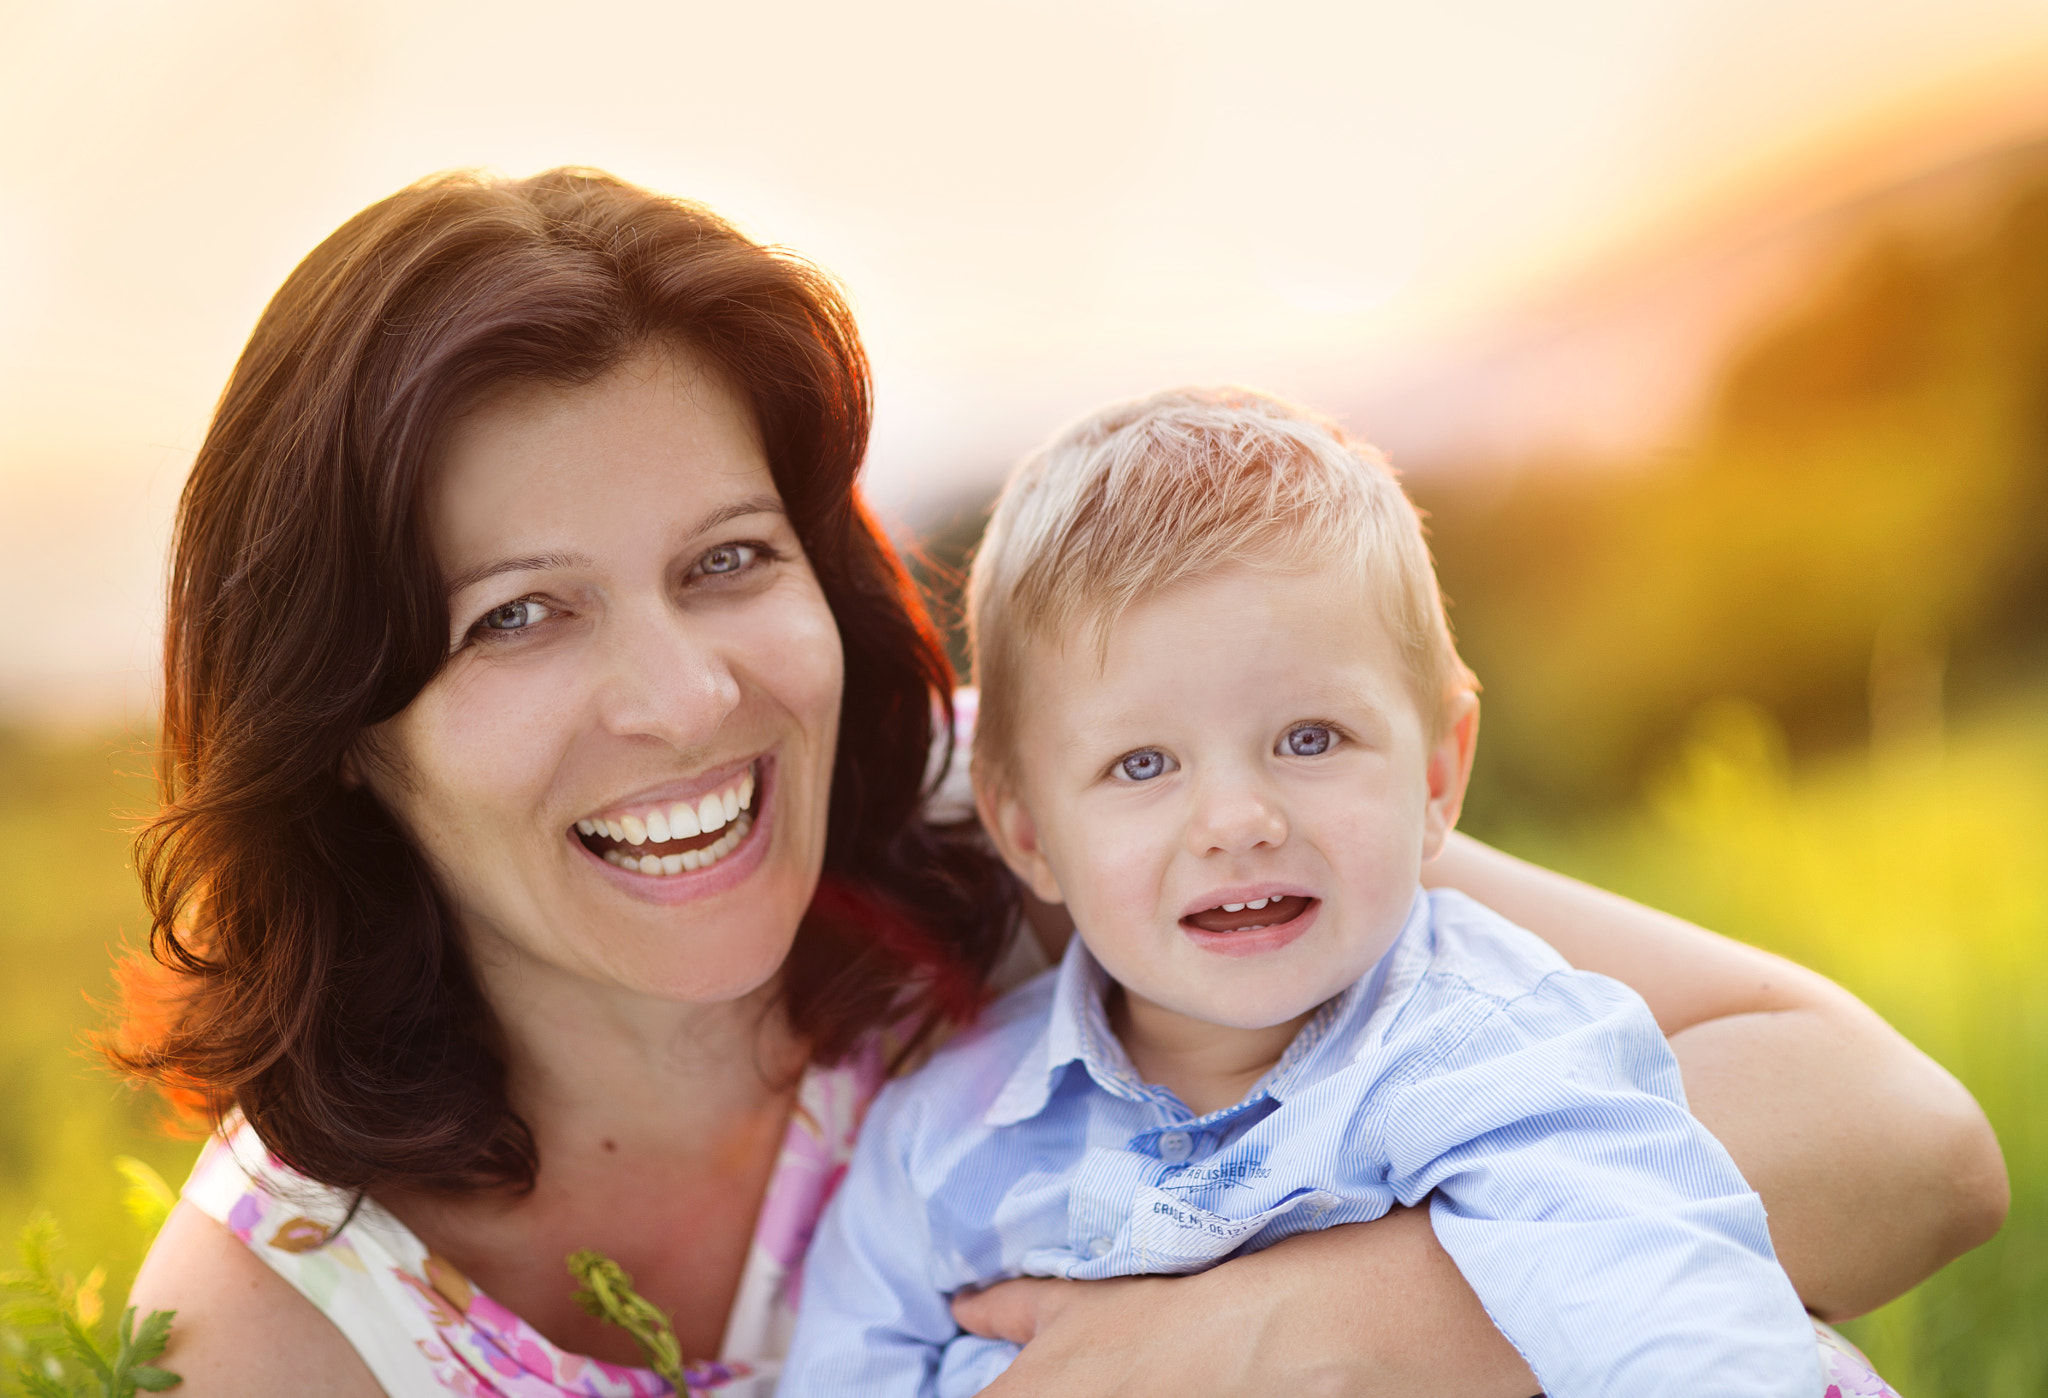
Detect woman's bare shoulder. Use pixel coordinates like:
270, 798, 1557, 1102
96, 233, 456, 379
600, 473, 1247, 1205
127, 1201, 383, 1397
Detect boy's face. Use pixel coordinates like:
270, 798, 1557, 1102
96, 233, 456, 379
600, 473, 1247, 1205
980, 563, 1477, 1032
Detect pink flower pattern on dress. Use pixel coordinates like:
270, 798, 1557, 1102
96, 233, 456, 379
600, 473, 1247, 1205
1815, 1319, 1901, 1397
182, 1043, 883, 1396
753, 1036, 886, 1308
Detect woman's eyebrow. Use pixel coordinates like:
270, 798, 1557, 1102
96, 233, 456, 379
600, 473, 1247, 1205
691, 494, 786, 534
444, 551, 591, 598
441, 497, 785, 598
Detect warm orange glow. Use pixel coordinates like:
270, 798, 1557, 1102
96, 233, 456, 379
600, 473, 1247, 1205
6, 0, 2048, 718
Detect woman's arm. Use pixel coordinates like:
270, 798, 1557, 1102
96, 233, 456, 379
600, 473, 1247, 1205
959, 1207, 1537, 1398
126, 1201, 385, 1397
959, 834, 2006, 1396
1421, 832, 2007, 1319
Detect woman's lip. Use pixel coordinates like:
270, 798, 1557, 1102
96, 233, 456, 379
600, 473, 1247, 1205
571, 758, 775, 904
572, 754, 763, 826
1179, 900, 1320, 958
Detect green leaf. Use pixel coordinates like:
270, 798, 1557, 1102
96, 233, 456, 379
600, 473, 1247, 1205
0, 1213, 182, 1397
565, 1250, 686, 1392
122, 1310, 174, 1368
57, 1313, 111, 1384
123, 1364, 181, 1392
111, 1162, 178, 1242
16, 1365, 79, 1398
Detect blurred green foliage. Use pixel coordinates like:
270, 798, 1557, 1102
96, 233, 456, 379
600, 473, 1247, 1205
3, 1206, 182, 1396
0, 730, 199, 1316
1497, 695, 2046, 1395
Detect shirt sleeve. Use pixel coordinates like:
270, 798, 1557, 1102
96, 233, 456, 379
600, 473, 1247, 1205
1376, 970, 1825, 1398
779, 1080, 956, 1398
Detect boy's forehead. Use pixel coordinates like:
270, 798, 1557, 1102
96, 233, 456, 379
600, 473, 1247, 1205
1022, 566, 1411, 704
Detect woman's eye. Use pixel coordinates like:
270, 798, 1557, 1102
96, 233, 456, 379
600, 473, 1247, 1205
1116, 749, 1174, 782
694, 543, 761, 577
479, 599, 553, 632
1283, 724, 1334, 757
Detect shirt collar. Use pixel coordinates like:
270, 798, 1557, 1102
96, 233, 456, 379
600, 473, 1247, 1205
983, 890, 1434, 1129
985, 936, 1144, 1126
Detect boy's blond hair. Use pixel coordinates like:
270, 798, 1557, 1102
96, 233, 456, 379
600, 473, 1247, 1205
966, 387, 1475, 788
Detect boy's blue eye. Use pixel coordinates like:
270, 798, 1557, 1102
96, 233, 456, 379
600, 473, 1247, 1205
1284, 724, 1333, 757
1117, 749, 1172, 782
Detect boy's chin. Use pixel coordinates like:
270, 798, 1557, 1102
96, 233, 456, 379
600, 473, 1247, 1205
1145, 984, 1333, 1033
1201, 1001, 1329, 1032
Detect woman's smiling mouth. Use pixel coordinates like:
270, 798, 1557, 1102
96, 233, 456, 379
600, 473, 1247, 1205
574, 761, 761, 877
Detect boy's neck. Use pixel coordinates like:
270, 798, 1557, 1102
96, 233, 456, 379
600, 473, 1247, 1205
1106, 985, 1314, 1117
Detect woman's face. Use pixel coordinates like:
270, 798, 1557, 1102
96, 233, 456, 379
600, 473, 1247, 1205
360, 347, 844, 1005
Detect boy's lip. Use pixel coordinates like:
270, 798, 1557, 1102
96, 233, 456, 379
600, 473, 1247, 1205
1178, 897, 1320, 958
1177, 885, 1317, 920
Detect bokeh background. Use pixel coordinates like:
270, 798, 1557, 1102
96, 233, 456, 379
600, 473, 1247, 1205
4, 1, 2047, 1390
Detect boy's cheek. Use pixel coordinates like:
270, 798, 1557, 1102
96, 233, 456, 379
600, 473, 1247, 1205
1048, 831, 1179, 941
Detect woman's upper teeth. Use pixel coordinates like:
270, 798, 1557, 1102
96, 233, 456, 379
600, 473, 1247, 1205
575, 766, 755, 845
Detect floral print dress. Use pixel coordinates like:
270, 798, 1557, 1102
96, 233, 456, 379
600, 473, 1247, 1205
182, 1040, 886, 1397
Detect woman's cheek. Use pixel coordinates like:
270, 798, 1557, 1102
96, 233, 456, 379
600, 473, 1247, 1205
435, 652, 586, 800
750, 581, 845, 747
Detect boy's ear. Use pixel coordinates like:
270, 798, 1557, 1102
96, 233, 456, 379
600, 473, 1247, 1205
1421, 691, 1479, 863
973, 770, 1066, 907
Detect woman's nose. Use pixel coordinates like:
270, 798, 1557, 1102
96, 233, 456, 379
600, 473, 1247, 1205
1185, 772, 1290, 856
592, 606, 742, 751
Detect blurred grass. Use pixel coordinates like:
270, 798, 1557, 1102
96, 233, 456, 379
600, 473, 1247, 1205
0, 729, 199, 1311
1490, 691, 2047, 1396
0, 699, 2040, 1390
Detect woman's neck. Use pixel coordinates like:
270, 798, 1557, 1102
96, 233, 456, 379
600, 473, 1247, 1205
493, 971, 807, 1151
382, 957, 810, 1365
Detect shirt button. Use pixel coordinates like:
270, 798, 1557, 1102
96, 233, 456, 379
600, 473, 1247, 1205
1157, 1130, 1193, 1163
1089, 1237, 1113, 1257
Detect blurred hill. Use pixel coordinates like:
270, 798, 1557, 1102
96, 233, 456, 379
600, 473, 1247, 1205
916, 127, 2048, 830
1416, 133, 2048, 825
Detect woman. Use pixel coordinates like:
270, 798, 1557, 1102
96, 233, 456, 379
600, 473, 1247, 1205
122, 169, 2004, 1397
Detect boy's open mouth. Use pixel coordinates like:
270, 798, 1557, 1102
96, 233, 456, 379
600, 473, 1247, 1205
572, 762, 759, 877
1181, 895, 1315, 935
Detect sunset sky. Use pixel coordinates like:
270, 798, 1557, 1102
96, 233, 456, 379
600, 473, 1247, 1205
6, 0, 2048, 717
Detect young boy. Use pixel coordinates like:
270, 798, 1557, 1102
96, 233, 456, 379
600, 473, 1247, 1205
780, 389, 1828, 1397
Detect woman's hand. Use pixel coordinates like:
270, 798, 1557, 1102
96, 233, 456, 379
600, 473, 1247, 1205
953, 1208, 1539, 1398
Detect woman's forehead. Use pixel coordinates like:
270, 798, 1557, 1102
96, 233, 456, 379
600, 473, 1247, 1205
426, 350, 778, 573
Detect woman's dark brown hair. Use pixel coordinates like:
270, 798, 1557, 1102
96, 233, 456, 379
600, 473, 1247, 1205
112, 168, 1014, 1195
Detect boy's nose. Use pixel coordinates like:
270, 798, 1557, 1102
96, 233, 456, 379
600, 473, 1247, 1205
1186, 775, 1289, 855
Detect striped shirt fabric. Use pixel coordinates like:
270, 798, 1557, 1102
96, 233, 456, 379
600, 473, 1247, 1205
782, 888, 1823, 1398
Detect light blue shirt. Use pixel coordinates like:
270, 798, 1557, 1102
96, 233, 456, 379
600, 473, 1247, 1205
782, 889, 1822, 1398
